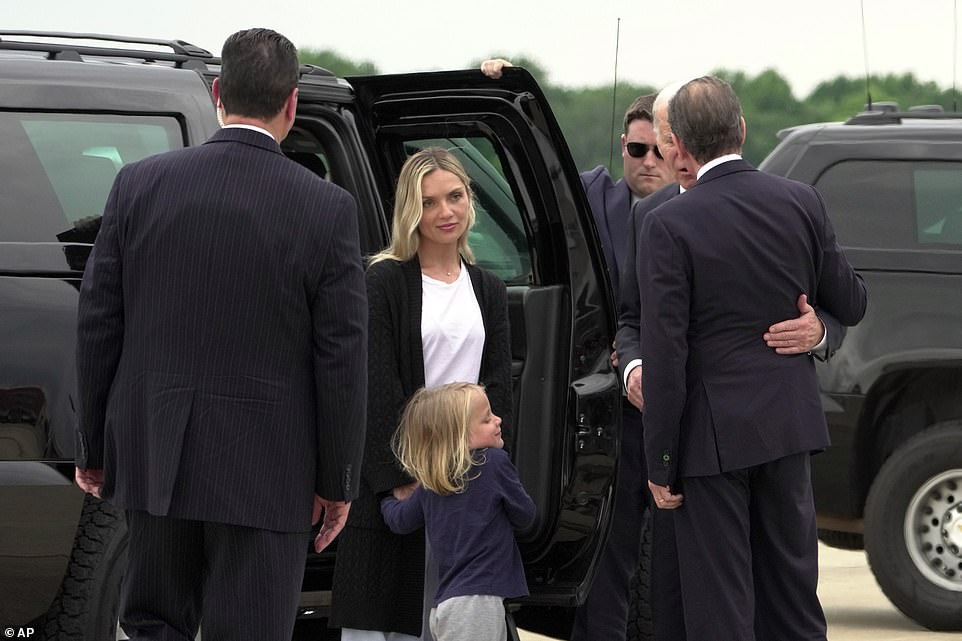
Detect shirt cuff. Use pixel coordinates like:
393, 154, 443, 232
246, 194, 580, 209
809, 317, 828, 359
623, 359, 642, 392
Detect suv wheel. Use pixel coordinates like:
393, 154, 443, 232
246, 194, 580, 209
39, 494, 128, 640
626, 509, 653, 641
817, 529, 864, 550
864, 422, 962, 631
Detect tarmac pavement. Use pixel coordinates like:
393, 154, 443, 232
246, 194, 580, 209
518, 543, 960, 640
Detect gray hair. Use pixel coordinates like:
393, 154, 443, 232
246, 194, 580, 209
668, 76, 744, 164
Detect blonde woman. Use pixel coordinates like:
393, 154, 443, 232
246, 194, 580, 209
330, 148, 513, 640
382, 383, 534, 641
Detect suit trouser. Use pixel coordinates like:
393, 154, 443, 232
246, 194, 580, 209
120, 510, 310, 641
672, 452, 827, 641
651, 505, 686, 641
571, 401, 647, 641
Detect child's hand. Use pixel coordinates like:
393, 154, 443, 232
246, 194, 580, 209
392, 482, 418, 501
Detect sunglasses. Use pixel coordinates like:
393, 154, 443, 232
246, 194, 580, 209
625, 142, 663, 160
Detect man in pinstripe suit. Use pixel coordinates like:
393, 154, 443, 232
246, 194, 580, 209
73, 28, 367, 640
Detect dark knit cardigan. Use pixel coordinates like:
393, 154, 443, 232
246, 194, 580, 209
329, 256, 512, 635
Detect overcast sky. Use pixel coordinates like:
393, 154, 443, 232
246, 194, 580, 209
5, 1, 960, 98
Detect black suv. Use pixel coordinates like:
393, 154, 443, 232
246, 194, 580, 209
0, 32, 624, 639
760, 104, 962, 631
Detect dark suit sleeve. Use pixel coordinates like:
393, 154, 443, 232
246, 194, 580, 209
480, 272, 513, 444
639, 213, 690, 487
615, 199, 644, 376
75, 169, 127, 469
363, 262, 414, 494
312, 192, 368, 502
813, 308, 846, 361
811, 188, 868, 327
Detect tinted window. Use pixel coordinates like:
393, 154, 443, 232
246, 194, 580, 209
0, 113, 182, 243
815, 160, 962, 250
404, 138, 532, 285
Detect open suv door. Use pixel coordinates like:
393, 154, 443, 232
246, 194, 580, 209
289, 67, 622, 628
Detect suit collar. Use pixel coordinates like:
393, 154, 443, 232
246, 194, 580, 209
205, 127, 283, 155
695, 158, 755, 186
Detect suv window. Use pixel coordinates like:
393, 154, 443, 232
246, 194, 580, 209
815, 160, 962, 249
404, 137, 532, 284
1, 112, 182, 243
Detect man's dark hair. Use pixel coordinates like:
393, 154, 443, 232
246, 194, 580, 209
668, 76, 743, 164
219, 28, 299, 120
623, 94, 656, 134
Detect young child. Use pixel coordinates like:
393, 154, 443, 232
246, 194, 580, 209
380, 382, 535, 641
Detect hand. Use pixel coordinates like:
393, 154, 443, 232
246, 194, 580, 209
313, 496, 351, 553
392, 481, 418, 501
480, 58, 513, 79
627, 365, 644, 411
763, 294, 825, 354
75, 468, 104, 498
609, 340, 620, 369
648, 480, 683, 510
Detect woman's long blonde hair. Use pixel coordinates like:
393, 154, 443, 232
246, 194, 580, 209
392, 382, 485, 496
370, 147, 477, 264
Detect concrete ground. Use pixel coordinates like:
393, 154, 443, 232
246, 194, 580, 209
518, 543, 960, 641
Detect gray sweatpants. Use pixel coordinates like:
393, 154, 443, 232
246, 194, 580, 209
429, 595, 506, 641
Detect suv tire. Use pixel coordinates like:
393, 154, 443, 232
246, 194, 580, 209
864, 422, 962, 631
817, 529, 864, 550
626, 509, 653, 641
39, 494, 128, 640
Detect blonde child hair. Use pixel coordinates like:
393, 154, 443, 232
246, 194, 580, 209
392, 382, 485, 496
369, 147, 477, 265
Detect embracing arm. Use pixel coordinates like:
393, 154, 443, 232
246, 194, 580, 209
813, 188, 868, 326
380, 489, 426, 535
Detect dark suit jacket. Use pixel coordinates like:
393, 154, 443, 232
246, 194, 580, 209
75, 127, 368, 532
639, 159, 866, 485
618, 181, 847, 383
582, 166, 632, 300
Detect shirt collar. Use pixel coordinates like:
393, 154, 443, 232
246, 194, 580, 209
223, 123, 276, 142
696, 154, 742, 180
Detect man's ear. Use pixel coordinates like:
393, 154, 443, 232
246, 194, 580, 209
285, 87, 298, 123
739, 116, 747, 146
675, 134, 692, 163
212, 77, 221, 108
620, 133, 628, 157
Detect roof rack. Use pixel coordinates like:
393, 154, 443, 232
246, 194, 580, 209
845, 101, 962, 125
0, 31, 215, 69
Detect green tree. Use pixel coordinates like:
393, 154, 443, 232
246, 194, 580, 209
294, 49, 962, 170
714, 68, 806, 165
298, 48, 379, 76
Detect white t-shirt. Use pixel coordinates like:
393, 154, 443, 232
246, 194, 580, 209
421, 263, 485, 388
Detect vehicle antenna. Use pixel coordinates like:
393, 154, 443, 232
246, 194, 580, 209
860, 0, 873, 110
954, 0, 958, 111
608, 17, 621, 172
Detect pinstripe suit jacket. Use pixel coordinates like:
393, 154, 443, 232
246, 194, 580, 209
75, 127, 368, 532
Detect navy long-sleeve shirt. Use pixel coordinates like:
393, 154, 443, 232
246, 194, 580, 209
380, 447, 535, 606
